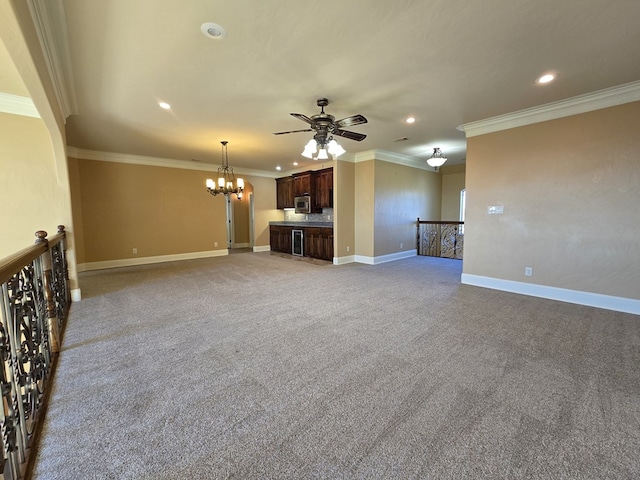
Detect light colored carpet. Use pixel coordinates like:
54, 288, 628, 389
32, 253, 640, 479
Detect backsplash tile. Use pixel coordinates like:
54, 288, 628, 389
284, 208, 333, 223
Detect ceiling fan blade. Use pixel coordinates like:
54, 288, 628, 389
335, 114, 368, 128
290, 113, 314, 125
333, 129, 367, 141
273, 128, 313, 135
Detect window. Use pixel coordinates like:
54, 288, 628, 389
459, 189, 466, 233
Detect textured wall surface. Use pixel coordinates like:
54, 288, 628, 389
69, 158, 282, 264
355, 160, 375, 257
440, 165, 466, 221
373, 160, 441, 257
464, 101, 640, 299
0, 113, 68, 256
335, 160, 355, 259
73, 159, 227, 262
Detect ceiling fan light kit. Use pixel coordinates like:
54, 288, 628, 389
274, 98, 367, 160
300, 138, 346, 160
301, 139, 318, 158
327, 139, 346, 156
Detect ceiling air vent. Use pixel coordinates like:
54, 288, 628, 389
392, 137, 409, 142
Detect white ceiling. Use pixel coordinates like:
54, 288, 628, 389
11, 1, 640, 173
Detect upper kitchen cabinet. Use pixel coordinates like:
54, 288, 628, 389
275, 168, 333, 210
293, 172, 312, 197
276, 176, 294, 209
313, 168, 333, 208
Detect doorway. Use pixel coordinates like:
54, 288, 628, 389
226, 184, 253, 253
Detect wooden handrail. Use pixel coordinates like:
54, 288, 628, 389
0, 227, 67, 285
0, 225, 70, 480
417, 218, 464, 225
0, 241, 47, 285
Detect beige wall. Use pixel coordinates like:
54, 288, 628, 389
440, 164, 466, 221
1, 0, 77, 289
72, 159, 228, 263
231, 184, 251, 246
335, 160, 355, 258
373, 160, 441, 257
0, 113, 69, 255
67, 157, 85, 262
70, 159, 281, 265
354, 160, 375, 257
244, 174, 281, 248
464, 101, 640, 300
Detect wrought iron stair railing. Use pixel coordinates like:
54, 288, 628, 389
416, 219, 464, 259
0, 226, 70, 480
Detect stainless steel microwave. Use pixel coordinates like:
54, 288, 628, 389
294, 195, 311, 214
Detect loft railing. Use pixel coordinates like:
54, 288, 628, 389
416, 219, 464, 259
0, 226, 70, 480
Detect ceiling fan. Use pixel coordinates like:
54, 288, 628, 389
273, 98, 368, 147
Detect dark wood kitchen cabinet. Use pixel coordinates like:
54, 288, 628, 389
269, 225, 293, 254
276, 168, 333, 211
313, 168, 333, 208
270, 225, 333, 260
276, 176, 294, 209
303, 227, 334, 261
293, 172, 312, 197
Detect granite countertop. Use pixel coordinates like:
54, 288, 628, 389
270, 221, 333, 228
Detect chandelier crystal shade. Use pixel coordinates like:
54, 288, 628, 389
205, 141, 244, 199
427, 147, 447, 168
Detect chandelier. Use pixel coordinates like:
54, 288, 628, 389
205, 141, 244, 199
427, 147, 447, 168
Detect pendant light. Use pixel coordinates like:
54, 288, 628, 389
427, 148, 447, 168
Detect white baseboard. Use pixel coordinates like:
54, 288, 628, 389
334, 255, 355, 265
77, 249, 229, 272
354, 250, 417, 266
461, 273, 640, 315
253, 245, 271, 253
71, 288, 82, 302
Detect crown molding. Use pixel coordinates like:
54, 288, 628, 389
27, 0, 78, 120
354, 149, 434, 171
66, 147, 280, 178
459, 80, 640, 138
0, 92, 40, 118
66, 147, 437, 177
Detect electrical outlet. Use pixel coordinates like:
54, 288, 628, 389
346, 246, 350, 252
132, 248, 137, 254
400, 242, 403, 249
214, 242, 218, 247
525, 266, 533, 276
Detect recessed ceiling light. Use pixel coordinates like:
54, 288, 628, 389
405, 116, 416, 124
293, 161, 299, 166
158, 101, 171, 110
536, 73, 556, 84
276, 165, 282, 171
201, 22, 227, 39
